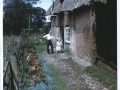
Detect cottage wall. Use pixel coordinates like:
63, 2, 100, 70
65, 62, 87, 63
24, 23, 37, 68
74, 8, 96, 63
56, 15, 60, 26
51, 16, 56, 37
49, 0, 116, 76
62, 12, 76, 55
51, 16, 57, 46
51, 16, 56, 27
51, 15, 64, 47
95, 1, 117, 75
51, 16, 59, 38
51, 8, 96, 63
64, 12, 69, 26
59, 13, 64, 26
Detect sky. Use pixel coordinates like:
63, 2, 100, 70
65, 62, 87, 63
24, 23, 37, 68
34, 0, 52, 11
33, 0, 53, 22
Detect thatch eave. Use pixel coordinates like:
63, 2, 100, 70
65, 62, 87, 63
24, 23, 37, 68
46, 0, 107, 15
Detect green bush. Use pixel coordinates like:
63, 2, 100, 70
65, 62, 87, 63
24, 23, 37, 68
42, 26, 50, 34
27, 38, 36, 49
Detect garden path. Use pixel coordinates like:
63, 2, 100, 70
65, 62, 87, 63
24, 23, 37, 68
42, 52, 108, 90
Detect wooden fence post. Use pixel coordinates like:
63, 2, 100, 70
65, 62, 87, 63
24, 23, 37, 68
5, 40, 8, 58
12, 35, 14, 43
3, 34, 24, 90
10, 63, 14, 90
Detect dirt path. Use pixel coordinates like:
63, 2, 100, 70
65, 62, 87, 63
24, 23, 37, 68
42, 52, 108, 90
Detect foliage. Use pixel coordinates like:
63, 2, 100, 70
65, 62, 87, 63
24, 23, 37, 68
30, 7, 46, 28
42, 26, 50, 34
33, 28, 39, 32
18, 34, 55, 89
3, 1, 32, 35
21, 29, 28, 38
3, 0, 46, 35
27, 37, 36, 49
19, 50, 46, 87
21, 53, 55, 90
85, 66, 117, 90
35, 38, 46, 53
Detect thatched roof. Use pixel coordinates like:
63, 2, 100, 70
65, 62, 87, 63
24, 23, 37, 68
46, 0, 107, 15
45, 0, 60, 15
51, 0, 61, 14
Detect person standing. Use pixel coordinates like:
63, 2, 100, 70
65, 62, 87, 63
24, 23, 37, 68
43, 31, 54, 54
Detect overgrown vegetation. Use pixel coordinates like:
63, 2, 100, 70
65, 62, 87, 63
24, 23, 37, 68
30, 33, 46, 53
27, 38, 36, 49
17, 34, 55, 89
85, 66, 117, 90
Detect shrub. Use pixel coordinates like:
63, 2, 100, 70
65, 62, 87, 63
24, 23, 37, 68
42, 26, 50, 34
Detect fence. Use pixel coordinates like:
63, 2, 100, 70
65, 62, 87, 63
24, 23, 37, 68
3, 34, 24, 90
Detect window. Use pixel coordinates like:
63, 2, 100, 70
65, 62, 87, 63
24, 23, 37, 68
65, 27, 70, 43
51, 27, 55, 37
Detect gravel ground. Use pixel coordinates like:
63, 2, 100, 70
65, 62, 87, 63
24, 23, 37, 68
42, 52, 108, 90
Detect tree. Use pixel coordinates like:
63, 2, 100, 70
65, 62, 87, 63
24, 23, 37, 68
3, 0, 43, 35
30, 7, 46, 28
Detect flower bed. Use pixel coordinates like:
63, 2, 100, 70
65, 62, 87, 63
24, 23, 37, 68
19, 37, 55, 90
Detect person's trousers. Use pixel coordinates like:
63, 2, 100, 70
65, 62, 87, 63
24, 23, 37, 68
46, 40, 54, 54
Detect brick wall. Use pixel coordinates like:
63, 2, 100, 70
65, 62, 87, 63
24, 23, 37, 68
74, 8, 96, 63
50, 4, 117, 76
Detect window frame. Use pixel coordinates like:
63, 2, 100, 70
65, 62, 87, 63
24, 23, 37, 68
65, 27, 71, 43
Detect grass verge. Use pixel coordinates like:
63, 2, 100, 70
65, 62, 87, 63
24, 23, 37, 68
35, 44, 46, 53
47, 64, 74, 90
85, 66, 117, 90
35, 39, 46, 53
